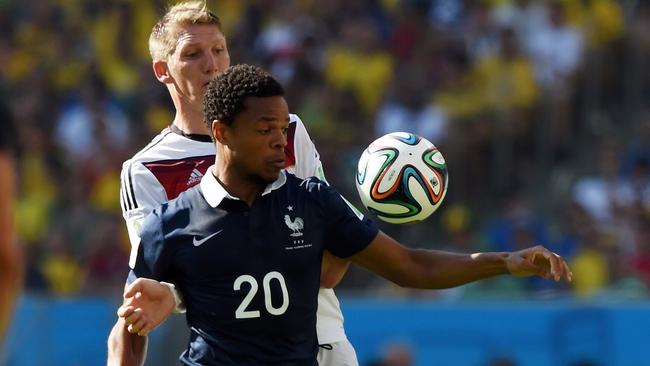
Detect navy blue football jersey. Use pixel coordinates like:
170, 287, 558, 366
130, 169, 378, 365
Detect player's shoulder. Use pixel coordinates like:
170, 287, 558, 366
128, 127, 174, 161
167, 184, 204, 210
285, 172, 329, 194
121, 128, 171, 171
121, 127, 213, 170
154, 185, 203, 223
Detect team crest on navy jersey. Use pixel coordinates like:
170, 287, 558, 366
284, 214, 304, 237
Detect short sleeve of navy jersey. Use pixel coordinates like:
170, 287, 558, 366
303, 178, 379, 258
128, 206, 174, 283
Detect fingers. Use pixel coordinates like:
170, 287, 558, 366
532, 247, 573, 283
123, 280, 143, 299
124, 307, 143, 326
545, 251, 573, 283
127, 317, 148, 336
137, 322, 155, 337
117, 305, 135, 318
558, 256, 574, 283
122, 308, 150, 336
541, 250, 560, 281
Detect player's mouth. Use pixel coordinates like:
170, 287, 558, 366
267, 158, 285, 169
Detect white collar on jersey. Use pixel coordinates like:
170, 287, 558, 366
200, 165, 287, 207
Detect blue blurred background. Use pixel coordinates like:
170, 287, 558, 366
1, 0, 649, 365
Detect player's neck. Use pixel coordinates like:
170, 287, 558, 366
172, 108, 209, 135
214, 171, 265, 206
213, 163, 264, 207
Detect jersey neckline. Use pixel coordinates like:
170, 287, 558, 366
170, 124, 213, 143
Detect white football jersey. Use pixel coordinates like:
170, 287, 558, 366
120, 114, 349, 344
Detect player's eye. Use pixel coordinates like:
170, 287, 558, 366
213, 47, 224, 55
184, 51, 199, 58
281, 127, 288, 135
258, 129, 270, 135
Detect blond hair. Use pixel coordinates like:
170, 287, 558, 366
149, 1, 222, 62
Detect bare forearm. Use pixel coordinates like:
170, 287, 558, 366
107, 318, 148, 366
351, 231, 510, 289
398, 250, 509, 288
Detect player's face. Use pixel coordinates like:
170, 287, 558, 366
227, 96, 290, 184
166, 24, 230, 107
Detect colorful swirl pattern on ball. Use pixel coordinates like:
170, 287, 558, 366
422, 147, 448, 204
367, 145, 447, 219
368, 153, 433, 219
391, 132, 420, 145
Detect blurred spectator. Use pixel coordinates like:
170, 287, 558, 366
572, 140, 630, 231
39, 227, 84, 296
563, 0, 624, 49
569, 230, 610, 298
525, 2, 584, 90
472, 27, 539, 114
464, 2, 500, 59
375, 66, 448, 144
325, 15, 393, 114
0, 0, 646, 303
54, 75, 130, 163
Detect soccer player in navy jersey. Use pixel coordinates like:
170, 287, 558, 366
108, 2, 356, 365
0, 100, 22, 341
120, 64, 572, 365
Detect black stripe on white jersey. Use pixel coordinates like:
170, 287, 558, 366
125, 163, 137, 210
120, 164, 133, 211
120, 183, 127, 212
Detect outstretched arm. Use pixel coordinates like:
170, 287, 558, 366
350, 231, 572, 289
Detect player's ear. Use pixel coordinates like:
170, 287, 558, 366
153, 60, 173, 84
212, 120, 230, 146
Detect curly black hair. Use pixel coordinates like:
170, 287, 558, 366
203, 64, 284, 131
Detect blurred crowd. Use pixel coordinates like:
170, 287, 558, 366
2, 0, 649, 301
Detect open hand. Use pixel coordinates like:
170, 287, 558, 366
505, 245, 573, 283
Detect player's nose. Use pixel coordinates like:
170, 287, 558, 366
270, 129, 287, 149
204, 52, 219, 74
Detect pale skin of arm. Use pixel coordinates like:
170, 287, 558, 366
118, 230, 573, 336
0, 153, 22, 340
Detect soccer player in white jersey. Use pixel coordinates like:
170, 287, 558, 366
107, 2, 355, 365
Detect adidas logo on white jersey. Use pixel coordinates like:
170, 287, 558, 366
187, 168, 203, 186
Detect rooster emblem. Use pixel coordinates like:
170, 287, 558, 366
284, 215, 304, 237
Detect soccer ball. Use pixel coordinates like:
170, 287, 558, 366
355, 132, 448, 224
